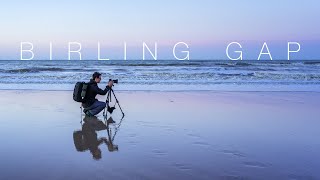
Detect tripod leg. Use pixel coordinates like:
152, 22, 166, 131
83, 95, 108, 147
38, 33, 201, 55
116, 101, 125, 117
103, 107, 106, 118
111, 90, 125, 117
103, 90, 111, 118
80, 106, 83, 124
104, 113, 108, 122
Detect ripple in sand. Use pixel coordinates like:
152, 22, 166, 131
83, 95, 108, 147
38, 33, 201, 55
141, 124, 157, 128
219, 175, 250, 180
172, 163, 192, 171
151, 149, 168, 156
159, 124, 174, 128
56, 108, 65, 112
221, 150, 246, 158
159, 125, 175, 132
187, 133, 202, 138
288, 174, 315, 180
137, 120, 156, 125
192, 141, 211, 147
243, 161, 269, 168
127, 140, 139, 146
137, 120, 158, 128
164, 128, 175, 132
128, 133, 137, 138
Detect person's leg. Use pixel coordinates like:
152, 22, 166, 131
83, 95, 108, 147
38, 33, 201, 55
87, 101, 106, 116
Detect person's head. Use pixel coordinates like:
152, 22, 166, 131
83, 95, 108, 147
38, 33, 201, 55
92, 72, 102, 83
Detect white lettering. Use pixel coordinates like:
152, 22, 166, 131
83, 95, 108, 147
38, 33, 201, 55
258, 42, 272, 60
20, 42, 34, 60
288, 42, 301, 60
97, 42, 110, 60
226, 42, 243, 60
173, 42, 190, 60
68, 42, 82, 60
143, 42, 157, 60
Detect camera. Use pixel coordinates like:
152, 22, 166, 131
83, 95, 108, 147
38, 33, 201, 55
109, 79, 118, 84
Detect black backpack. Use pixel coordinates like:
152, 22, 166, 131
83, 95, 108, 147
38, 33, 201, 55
73, 82, 89, 102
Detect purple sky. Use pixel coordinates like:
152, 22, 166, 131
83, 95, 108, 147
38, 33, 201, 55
0, 0, 319, 60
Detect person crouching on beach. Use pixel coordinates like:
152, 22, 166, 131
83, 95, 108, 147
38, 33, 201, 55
82, 72, 114, 116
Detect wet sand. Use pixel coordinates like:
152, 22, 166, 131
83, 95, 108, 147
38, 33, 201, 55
0, 90, 319, 180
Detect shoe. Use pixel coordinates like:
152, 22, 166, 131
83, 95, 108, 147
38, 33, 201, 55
107, 106, 116, 114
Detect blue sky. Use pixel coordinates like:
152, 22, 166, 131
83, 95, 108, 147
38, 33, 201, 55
0, 0, 319, 60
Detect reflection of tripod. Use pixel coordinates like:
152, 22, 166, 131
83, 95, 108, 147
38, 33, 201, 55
103, 88, 125, 120
104, 117, 124, 152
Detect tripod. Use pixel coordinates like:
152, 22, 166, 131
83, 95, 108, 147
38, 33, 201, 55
103, 88, 125, 120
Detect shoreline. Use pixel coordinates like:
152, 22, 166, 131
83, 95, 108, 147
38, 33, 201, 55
1, 89, 320, 92
1, 83, 320, 92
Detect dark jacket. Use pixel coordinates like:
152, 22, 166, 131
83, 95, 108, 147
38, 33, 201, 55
82, 79, 110, 108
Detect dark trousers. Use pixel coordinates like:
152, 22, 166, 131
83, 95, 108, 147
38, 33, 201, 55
84, 100, 107, 116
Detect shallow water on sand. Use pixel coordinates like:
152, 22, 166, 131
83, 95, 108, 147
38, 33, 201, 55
0, 91, 319, 179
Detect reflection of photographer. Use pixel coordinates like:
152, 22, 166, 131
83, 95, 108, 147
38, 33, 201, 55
73, 116, 120, 160
73, 116, 108, 160
82, 72, 116, 116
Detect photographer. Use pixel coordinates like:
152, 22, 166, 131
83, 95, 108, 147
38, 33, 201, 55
82, 72, 114, 116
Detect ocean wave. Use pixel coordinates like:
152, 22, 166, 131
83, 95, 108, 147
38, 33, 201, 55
117, 63, 202, 67
249, 68, 277, 71
0, 60, 319, 89
217, 72, 255, 77
5, 67, 65, 73
304, 61, 320, 65
213, 62, 252, 67
1, 71, 320, 83
2, 67, 100, 73
235, 62, 252, 66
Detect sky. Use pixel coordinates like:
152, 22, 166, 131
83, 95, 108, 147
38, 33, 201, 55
0, 0, 319, 60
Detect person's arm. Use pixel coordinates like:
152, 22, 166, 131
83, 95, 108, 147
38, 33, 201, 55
94, 85, 110, 95
93, 81, 113, 95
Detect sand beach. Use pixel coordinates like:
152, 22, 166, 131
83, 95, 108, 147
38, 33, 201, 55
0, 90, 319, 179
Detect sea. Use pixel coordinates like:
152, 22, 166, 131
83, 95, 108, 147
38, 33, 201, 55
0, 60, 319, 91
